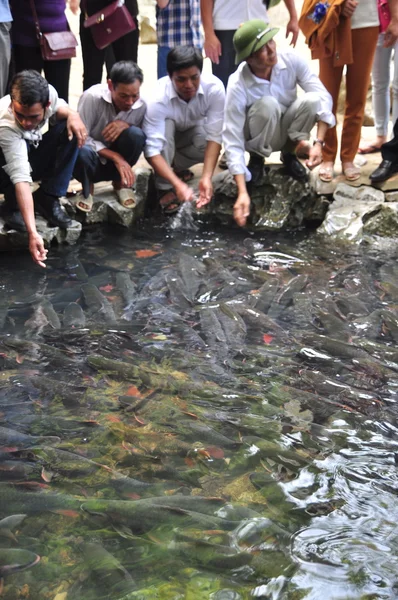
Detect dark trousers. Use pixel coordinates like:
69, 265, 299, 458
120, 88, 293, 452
381, 117, 398, 162
0, 121, 79, 210
80, 14, 139, 91
13, 44, 71, 103
212, 29, 237, 89
73, 126, 146, 197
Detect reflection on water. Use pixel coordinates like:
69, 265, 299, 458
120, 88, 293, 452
0, 223, 398, 599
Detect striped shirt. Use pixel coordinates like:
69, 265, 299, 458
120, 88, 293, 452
156, 0, 203, 49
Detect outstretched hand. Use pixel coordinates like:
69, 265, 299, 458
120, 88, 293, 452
29, 232, 48, 268
233, 192, 251, 227
67, 112, 87, 148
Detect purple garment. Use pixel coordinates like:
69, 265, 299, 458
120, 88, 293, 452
10, 0, 68, 47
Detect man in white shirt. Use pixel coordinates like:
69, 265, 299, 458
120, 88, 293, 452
73, 61, 146, 212
201, 0, 299, 88
223, 20, 335, 227
0, 70, 86, 267
143, 46, 225, 213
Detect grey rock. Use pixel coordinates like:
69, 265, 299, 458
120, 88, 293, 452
334, 182, 385, 204
385, 191, 398, 202
318, 192, 384, 240
210, 167, 319, 231
363, 202, 398, 237
55, 220, 82, 245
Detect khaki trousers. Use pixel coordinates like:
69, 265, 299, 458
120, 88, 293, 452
319, 26, 379, 163
244, 93, 320, 157
156, 118, 207, 191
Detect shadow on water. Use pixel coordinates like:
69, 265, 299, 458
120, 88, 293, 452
0, 221, 398, 598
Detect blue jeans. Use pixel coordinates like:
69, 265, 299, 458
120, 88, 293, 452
157, 45, 172, 79
73, 126, 146, 198
0, 120, 79, 210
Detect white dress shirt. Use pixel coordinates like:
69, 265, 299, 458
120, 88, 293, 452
0, 85, 67, 185
78, 84, 146, 155
212, 0, 268, 31
223, 50, 335, 180
143, 73, 225, 158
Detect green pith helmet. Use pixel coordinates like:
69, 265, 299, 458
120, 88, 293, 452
233, 19, 280, 64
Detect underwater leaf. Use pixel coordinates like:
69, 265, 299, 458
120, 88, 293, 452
135, 249, 160, 258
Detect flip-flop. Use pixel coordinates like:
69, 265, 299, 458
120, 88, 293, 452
318, 164, 334, 182
159, 190, 182, 215
75, 192, 93, 213
115, 188, 136, 209
342, 163, 361, 181
358, 144, 382, 155
174, 169, 194, 183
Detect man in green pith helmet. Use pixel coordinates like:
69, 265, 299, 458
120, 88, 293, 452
223, 19, 335, 227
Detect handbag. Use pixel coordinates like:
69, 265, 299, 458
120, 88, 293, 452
81, 0, 136, 51
29, 0, 78, 61
378, 0, 391, 33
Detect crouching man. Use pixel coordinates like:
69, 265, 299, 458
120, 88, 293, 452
0, 70, 86, 267
223, 20, 335, 227
143, 46, 225, 214
73, 61, 146, 212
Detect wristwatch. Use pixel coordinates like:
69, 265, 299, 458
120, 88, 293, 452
313, 138, 325, 147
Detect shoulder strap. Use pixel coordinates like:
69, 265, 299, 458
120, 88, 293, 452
28, 0, 43, 42
80, 0, 88, 19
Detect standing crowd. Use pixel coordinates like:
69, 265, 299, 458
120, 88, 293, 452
0, 0, 397, 267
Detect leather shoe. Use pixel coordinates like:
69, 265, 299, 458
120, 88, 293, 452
280, 152, 308, 182
33, 189, 72, 229
2, 210, 27, 232
247, 153, 265, 185
370, 159, 398, 183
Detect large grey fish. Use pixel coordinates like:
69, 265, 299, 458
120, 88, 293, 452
81, 542, 136, 595
0, 549, 40, 577
63, 302, 86, 328
115, 272, 138, 307
0, 425, 60, 448
81, 283, 116, 323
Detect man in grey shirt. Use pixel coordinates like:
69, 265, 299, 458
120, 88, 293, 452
73, 61, 146, 212
0, 70, 87, 267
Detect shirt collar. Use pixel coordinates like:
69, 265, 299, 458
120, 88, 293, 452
101, 86, 144, 111
241, 52, 287, 86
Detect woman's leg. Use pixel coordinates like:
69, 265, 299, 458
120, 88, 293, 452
341, 26, 379, 163
79, 12, 106, 90
391, 42, 398, 132
43, 59, 71, 103
371, 33, 392, 139
111, 18, 139, 64
318, 56, 344, 163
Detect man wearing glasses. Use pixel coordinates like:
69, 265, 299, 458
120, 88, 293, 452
0, 70, 86, 267
223, 20, 335, 227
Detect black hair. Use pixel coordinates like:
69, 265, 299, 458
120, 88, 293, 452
109, 61, 144, 86
166, 47, 203, 77
10, 70, 49, 108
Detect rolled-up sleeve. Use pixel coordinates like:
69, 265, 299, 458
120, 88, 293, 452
0, 127, 31, 185
204, 80, 225, 144
223, 82, 251, 181
296, 57, 335, 127
143, 102, 167, 158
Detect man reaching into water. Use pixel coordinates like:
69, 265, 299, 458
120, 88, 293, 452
0, 70, 86, 267
143, 46, 225, 214
223, 20, 334, 227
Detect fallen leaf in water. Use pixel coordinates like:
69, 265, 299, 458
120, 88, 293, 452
205, 446, 224, 459
41, 467, 54, 483
135, 249, 160, 258
53, 510, 80, 518
99, 284, 114, 293
126, 385, 142, 397
262, 334, 273, 345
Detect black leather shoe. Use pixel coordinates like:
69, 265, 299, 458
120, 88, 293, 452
247, 153, 265, 185
2, 210, 27, 232
280, 152, 308, 182
370, 159, 398, 183
33, 189, 72, 229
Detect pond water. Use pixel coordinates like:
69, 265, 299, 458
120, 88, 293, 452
0, 219, 398, 600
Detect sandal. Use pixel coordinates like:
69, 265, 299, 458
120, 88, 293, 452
318, 162, 334, 183
358, 143, 383, 155
115, 188, 136, 209
159, 190, 182, 215
74, 192, 93, 213
342, 162, 361, 182
174, 169, 194, 183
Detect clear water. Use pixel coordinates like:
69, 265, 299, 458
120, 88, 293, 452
0, 222, 398, 599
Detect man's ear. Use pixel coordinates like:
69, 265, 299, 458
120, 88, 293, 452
46, 101, 51, 109
107, 79, 114, 93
